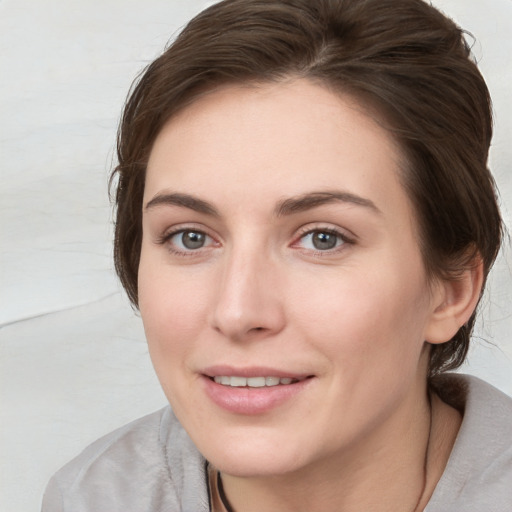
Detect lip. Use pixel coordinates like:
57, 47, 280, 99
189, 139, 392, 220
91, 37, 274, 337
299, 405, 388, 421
200, 366, 314, 415
202, 365, 312, 380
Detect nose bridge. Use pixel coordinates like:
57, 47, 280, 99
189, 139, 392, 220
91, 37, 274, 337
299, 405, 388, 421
211, 237, 284, 340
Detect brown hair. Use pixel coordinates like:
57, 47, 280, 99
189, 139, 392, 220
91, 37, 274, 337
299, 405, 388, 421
111, 0, 502, 377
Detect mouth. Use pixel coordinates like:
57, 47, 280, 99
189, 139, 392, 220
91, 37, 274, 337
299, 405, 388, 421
202, 372, 314, 414
209, 375, 309, 387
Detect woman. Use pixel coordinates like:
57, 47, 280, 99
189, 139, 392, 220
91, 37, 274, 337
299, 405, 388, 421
42, 0, 512, 510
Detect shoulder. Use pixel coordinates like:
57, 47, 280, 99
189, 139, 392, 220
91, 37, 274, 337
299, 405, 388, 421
41, 407, 210, 512
427, 374, 512, 511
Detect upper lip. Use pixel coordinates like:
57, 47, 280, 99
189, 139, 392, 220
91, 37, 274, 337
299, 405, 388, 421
201, 365, 313, 379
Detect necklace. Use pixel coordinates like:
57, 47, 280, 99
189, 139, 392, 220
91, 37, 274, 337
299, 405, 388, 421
217, 470, 234, 512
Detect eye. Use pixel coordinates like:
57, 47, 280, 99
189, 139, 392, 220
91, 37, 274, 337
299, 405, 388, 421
167, 229, 215, 252
296, 229, 348, 252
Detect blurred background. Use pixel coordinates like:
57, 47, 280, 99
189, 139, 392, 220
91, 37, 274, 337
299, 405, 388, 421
1, 0, 511, 510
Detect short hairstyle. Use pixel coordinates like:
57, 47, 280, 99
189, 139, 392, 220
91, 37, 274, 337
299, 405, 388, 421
111, 0, 502, 377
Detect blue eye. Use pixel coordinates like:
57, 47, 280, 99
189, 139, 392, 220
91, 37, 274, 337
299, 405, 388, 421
299, 230, 346, 251
169, 230, 213, 251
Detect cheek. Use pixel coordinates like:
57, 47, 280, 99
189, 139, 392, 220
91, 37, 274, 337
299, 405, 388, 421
291, 261, 431, 364
138, 256, 209, 363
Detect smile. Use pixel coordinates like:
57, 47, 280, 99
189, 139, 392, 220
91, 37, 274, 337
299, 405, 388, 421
203, 374, 314, 414
212, 376, 302, 387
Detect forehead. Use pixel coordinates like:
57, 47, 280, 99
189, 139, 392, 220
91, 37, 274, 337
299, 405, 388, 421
144, 80, 411, 224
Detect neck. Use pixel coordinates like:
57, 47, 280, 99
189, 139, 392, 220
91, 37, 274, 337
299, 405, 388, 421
413, 390, 462, 511
219, 380, 460, 512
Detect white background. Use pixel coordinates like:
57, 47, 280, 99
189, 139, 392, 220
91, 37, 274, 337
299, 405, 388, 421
1, 1, 511, 510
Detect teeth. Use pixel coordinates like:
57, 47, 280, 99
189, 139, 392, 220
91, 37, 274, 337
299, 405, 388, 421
247, 377, 266, 387
230, 376, 247, 387
213, 376, 299, 387
265, 376, 280, 386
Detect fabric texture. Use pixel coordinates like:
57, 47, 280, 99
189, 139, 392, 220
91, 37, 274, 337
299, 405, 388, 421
41, 374, 512, 512
425, 375, 512, 511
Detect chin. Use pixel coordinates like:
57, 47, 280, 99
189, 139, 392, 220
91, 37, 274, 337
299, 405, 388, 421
198, 428, 311, 477
213, 454, 302, 478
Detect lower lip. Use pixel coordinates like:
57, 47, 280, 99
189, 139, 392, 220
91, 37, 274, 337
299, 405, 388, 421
202, 376, 313, 415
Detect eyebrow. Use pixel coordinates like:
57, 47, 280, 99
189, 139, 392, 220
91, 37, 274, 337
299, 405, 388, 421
145, 192, 220, 217
275, 191, 381, 216
144, 190, 380, 217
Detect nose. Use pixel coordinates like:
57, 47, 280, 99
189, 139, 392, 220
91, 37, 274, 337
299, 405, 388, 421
210, 247, 286, 342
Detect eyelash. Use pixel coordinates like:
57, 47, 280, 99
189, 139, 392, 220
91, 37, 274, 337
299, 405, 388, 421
157, 226, 218, 256
156, 225, 355, 257
292, 226, 354, 256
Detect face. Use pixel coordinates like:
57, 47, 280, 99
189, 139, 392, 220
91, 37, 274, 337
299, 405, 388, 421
139, 80, 443, 477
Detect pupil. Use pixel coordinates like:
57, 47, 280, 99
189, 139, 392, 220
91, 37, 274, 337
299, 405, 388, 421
182, 231, 205, 249
312, 232, 337, 250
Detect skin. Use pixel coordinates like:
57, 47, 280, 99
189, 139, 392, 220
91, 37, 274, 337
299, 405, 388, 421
138, 80, 480, 511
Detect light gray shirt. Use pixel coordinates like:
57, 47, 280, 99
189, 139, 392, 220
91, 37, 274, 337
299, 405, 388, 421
42, 374, 512, 511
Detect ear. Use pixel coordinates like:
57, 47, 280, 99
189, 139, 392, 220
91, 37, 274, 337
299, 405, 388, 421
424, 258, 484, 344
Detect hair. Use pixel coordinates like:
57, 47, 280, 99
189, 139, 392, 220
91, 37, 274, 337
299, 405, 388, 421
111, 0, 502, 378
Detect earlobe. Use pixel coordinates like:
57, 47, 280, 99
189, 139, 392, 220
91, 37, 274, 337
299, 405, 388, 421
425, 258, 484, 344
